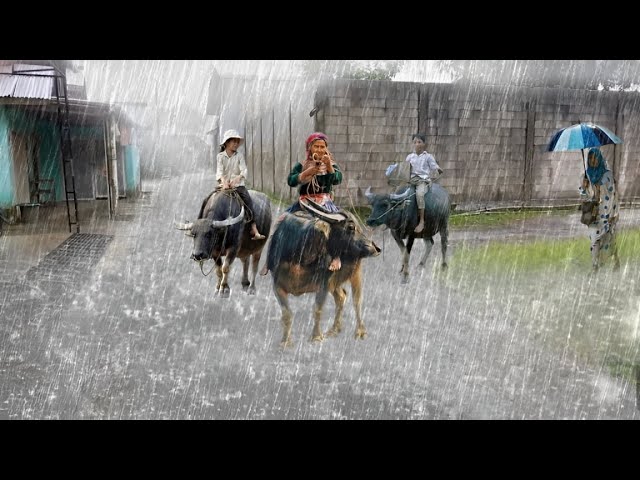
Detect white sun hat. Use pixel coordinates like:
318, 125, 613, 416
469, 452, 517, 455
219, 129, 243, 148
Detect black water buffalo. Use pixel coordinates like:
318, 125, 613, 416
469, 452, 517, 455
265, 203, 381, 348
365, 183, 450, 284
175, 189, 271, 297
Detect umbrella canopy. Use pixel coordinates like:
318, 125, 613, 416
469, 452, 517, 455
547, 123, 623, 152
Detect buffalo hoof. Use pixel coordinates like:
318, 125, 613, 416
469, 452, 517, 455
219, 288, 231, 298
400, 276, 409, 285
325, 327, 342, 337
442, 262, 448, 270
310, 334, 324, 343
328, 257, 341, 271
280, 339, 294, 349
241, 283, 250, 292
248, 286, 256, 295
418, 262, 425, 268
354, 329, 367, 340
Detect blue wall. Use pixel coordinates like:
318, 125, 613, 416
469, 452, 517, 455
124, 145, 140, 196
0, 106, 103, 208
0, 109, 13, 207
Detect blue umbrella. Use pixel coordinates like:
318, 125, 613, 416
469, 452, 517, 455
547, 122, 623, 177
547, 123, 623, 152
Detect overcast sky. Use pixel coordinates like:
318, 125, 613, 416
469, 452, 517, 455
83, 60, 452, 111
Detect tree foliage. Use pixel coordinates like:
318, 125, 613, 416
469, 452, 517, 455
435, 60, 640, 91
300, 60, 404, 81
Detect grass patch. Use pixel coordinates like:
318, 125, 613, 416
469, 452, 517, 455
341, 206, 568, 227
605, 355, 640, 384
450, 227, 640, 273
349, 206, 573, 228
446, 226, 640, 390
450, 236, 588, 272
449, 209, 573, 228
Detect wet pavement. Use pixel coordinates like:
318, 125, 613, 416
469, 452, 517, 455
1, 167, 639, 419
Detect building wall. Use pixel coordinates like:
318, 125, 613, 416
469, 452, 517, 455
0, 106, 61, 208
124, 145, 140, 196
314, 79, 420, 206
241, 77, 316, 201
0, 105, 112, 209
0, 109, 14, 208
207, 74, 640, 209
312, 79, 639, 208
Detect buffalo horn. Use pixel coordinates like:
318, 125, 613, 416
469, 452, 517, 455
210, 206, 245, 228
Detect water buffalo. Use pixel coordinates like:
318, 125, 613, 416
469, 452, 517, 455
175, 189, 271, 297
265, 202, 381, 348
365, 183, 450, 284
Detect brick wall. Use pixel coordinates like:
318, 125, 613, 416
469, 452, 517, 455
244, 77, 640, 209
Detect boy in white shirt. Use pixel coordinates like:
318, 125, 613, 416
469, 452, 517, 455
405, 133, 442, 233
216, 129, 265, 240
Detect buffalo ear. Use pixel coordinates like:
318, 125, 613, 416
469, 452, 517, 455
364, 186, 375, 203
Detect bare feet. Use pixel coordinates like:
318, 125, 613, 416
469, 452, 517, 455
250, 225, 265, 240
329, 257, 341, 271
259, 264, 269, 276
414, 222, 424, 233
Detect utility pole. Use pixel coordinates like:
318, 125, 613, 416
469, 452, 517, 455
155, 81, 159, 135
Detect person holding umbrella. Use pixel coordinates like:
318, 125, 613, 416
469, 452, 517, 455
547, 122, 623, 271
581, 147, 620, 272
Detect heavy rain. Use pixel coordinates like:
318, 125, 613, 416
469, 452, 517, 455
1, 60, 639, 419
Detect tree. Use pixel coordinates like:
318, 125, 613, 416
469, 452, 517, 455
349, 61, 404, 81
300, 60, 404, 81
435, 60, 640, 91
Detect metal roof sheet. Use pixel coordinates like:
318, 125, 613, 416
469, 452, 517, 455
0, 63, 53, 99
0, 65, 18, 97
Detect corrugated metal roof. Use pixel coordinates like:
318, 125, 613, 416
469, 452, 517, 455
13, 76, 52, 99
13, 63, 55, 74
0, 65, 18, 97
0, 63, 53, 99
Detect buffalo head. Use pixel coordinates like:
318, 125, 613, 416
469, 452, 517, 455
174, 206, 244, 261
364, 186, 411, 227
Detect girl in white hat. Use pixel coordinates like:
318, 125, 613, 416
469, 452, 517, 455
216, 129, 265, 240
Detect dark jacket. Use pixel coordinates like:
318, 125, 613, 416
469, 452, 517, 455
287, 162, 343, 196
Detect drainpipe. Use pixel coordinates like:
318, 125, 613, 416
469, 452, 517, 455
106, 111, 119, 217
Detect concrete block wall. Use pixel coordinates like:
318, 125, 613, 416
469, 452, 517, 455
316, 80, 420, 206
242, 76, 640, 209
530, 87, 620, 204
618, 92, 640, 200
427, 83, 528, 204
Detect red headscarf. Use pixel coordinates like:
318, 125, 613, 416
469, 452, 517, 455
303, 132, 330, 172
305, 132, 329, 161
